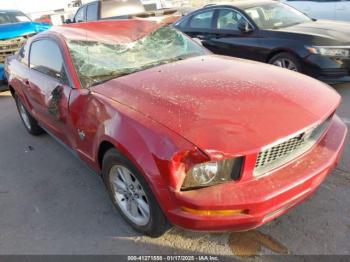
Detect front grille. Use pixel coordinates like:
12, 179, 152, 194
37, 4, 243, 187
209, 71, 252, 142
0, 36, 28, 64
254, 116, 332, 177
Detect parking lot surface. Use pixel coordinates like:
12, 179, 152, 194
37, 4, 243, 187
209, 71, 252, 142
0, 84, 349, 256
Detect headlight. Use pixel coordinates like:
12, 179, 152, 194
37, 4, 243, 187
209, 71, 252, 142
307, 46, 350, 57
181, 157, 243, 191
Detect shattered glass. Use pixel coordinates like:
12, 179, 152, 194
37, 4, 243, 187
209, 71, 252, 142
67, 26, 207, 88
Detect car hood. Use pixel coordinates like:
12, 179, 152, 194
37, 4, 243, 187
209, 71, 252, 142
93, 55, 340, 157
276, 20, 350, 43
0, 22, 51, 40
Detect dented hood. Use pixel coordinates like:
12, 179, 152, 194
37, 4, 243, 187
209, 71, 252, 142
93, 55, 340, 157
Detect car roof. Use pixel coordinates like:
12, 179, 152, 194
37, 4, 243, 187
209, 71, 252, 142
204, 0, 277, 10
44, 20, 163, 44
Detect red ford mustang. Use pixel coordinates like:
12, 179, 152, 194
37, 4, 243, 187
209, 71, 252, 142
5, 20, 347, 237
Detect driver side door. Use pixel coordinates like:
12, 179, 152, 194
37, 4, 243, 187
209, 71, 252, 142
26, 38, 73, 146
209, 8, 261, 60
177, 9, 219, 50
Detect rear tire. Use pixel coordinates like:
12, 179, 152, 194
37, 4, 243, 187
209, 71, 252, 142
102, 148, 170, 237
268, 52, 302, 72
15, 95, 44, 136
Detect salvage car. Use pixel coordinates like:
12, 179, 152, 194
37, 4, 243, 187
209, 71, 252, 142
5, 20, 347, 237
0, 9, 50, 91
174, 0, 350, 84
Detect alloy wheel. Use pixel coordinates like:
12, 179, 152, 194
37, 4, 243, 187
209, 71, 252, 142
109, 165, 150, 226
272, 58, 298, 71
18, 101, 31, 130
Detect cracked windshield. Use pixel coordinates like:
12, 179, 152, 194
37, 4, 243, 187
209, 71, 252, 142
67, 26, 207, 88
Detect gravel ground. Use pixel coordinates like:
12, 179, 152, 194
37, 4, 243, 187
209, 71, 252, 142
0, 83, 349, 257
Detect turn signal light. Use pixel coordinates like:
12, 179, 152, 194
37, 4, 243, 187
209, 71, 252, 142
181, 207, 248, 216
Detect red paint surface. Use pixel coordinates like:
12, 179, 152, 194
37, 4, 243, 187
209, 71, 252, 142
6, 20, 347, 231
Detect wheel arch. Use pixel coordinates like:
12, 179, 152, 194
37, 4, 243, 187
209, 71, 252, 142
95, 133, 151, 177
97, 140, 116, 170
266, 48, 301, 63
95, 130, 168, 195
95, 135, 176, 221
8, 84, 15, 97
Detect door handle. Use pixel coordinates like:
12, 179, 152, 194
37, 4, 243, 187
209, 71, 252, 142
24, 80, 30, 87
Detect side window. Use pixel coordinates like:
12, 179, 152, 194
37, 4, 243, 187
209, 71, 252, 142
86, 3, 98, 21
216, 9, 245, 30
30, 39, 68, 84
18, 43, 29, 66
189, 10, 214, 29
74, 6, 86, 22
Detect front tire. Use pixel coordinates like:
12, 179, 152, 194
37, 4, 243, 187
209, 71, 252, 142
102, 148, 170, 237
268, 52, 302, 72
15, 95, 44, 136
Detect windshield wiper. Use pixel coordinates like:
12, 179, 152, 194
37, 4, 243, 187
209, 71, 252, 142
89, 72, 132, 87
86, 70, 143, 88
90, 77, 115, 87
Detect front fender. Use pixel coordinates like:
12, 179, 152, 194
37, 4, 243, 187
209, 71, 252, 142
89, 93, 207, 212
93, 94, 201, 188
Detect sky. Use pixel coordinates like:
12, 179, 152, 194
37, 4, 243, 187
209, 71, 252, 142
1, 0, 72, 13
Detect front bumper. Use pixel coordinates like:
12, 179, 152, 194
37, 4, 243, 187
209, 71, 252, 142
304, 54, 350, 84
166, 115, 347, 231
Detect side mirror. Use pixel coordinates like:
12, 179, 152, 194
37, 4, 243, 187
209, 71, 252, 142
238, 21, 254, 33
65, 18, 72, 24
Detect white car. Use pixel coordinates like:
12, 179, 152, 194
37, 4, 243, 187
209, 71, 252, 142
284, 0, 350, 21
